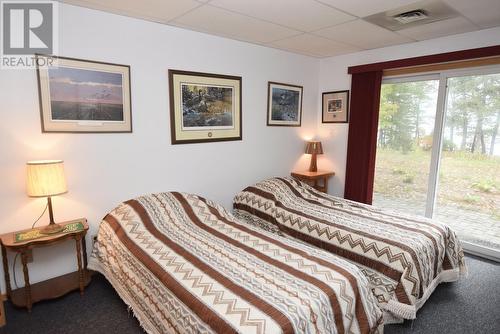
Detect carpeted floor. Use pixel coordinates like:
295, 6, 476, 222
0, 255, 498, 334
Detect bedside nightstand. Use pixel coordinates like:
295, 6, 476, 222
291, 170, 335, 193
0, 218, 91, 312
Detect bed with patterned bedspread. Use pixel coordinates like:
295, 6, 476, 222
233, 177, 467, 323
89, 191, 383, 334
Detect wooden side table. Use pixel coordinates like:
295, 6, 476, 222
291, 170, 335, 193
0, 219, 91, 312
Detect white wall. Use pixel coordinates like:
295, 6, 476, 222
318, 27, 500, 197
0, 4, 320, 289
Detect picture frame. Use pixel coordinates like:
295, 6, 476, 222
267, 81, 303, 127
322, 90, 349, 123
169, 69, 242, 144
36, 54, 132, 133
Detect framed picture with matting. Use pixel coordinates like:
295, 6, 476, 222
322, 90, 349, 123
36, 55, 132, 133
267, 81, 303, 127
169, 69, 242, 144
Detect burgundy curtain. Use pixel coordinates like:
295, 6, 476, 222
343, 46, 500, 204
344, 71, 382, 204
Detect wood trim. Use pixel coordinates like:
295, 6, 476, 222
0, 296, 4, 327
348, 45, 500, 74
383, 56, 500, 77
291, 170, 335, 180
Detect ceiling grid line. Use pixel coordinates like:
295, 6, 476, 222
60, 0, 500, 58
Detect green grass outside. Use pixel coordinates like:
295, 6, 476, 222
373, 148, 500, 220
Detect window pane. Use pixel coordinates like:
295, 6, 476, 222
373, 80, 439, 216
435, 73, 500, 250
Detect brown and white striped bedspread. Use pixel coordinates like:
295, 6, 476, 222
233, 177, 467, 322
89, 192, 383, 334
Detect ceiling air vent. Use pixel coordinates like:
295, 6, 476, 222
393, 9, 429, 24
364, 0, 459, 31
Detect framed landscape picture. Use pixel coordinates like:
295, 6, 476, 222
267, 82, 303, 126
322, 90, 349, 123
36, 55, 132, 133
169, 69, 242, 144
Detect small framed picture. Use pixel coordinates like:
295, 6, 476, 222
322, 90, 349, 123
169, 69, 242, 144
36, 55, 132, 133
267, 81, 303, 127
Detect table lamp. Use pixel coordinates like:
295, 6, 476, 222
26, 160, 67, 234
305, 141, 323, 172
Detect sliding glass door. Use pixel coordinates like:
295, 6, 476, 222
373, 77, 439, 216
434, 72, 500, 254
373, 67, 500, 259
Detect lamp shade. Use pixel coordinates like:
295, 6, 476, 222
26, 160, 68, 197
305, 141, 323, 155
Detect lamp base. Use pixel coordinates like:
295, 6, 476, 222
309, 153, 318, 172
40, 223, 64, 235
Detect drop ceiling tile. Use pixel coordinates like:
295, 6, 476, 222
397, 16, 477, 41
444, 0, 500, 28
269, 33, 362, 57
317, 0, 418, 17
172, 5, 300, 44
210, 0, 355, 32
62, 0, 201, 22
314, 19, 414, 49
